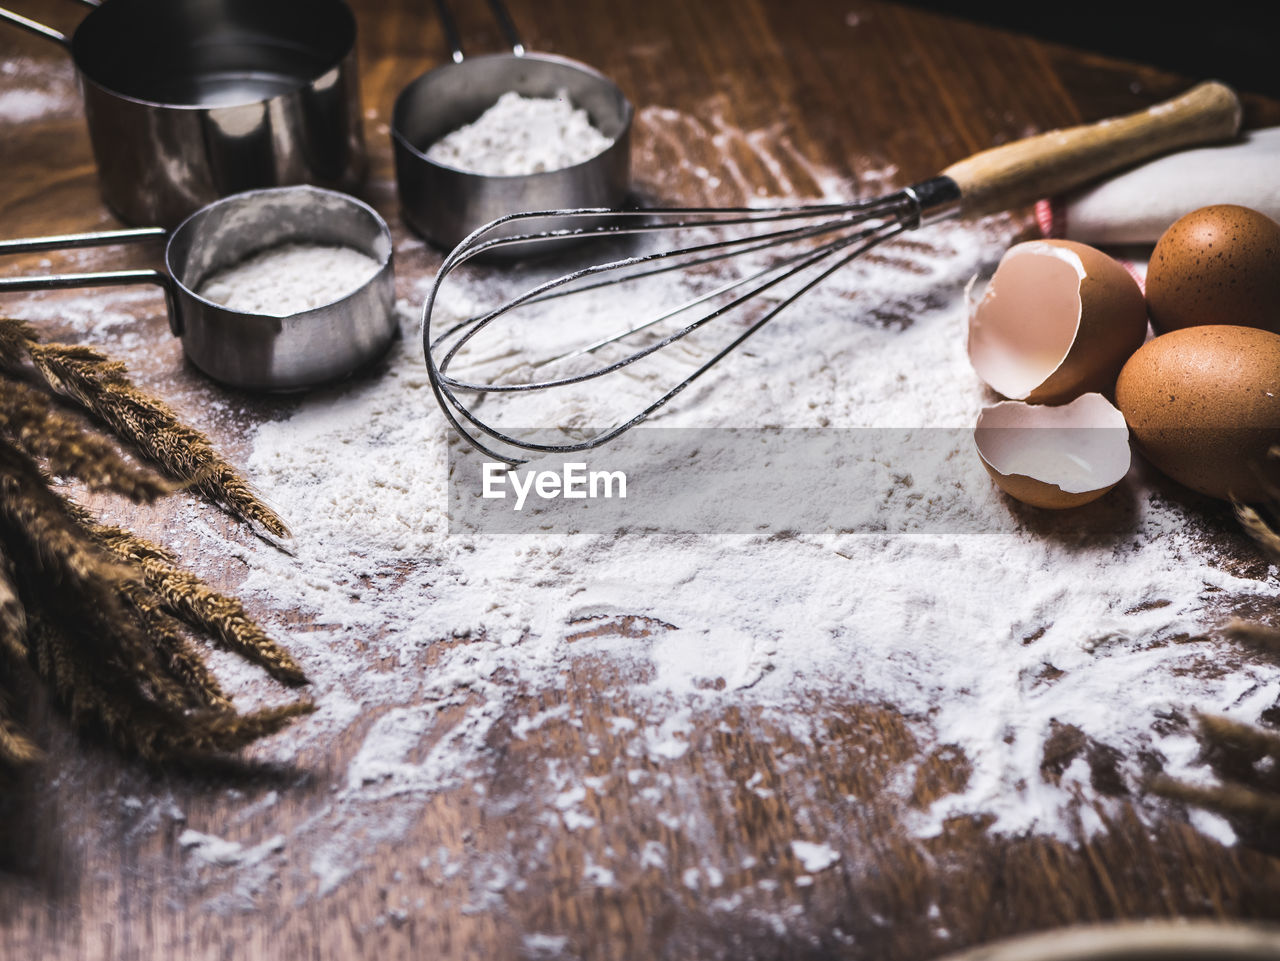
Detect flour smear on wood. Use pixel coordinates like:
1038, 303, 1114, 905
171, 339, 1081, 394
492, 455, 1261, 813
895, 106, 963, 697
221, 196, 1277, 896
11, 109, 1278, 912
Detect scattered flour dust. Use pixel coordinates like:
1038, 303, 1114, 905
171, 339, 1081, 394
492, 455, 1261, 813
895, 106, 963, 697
790, 841, 841, 874
0, 58, 80, 122
196, 243, 382, 316
17, 98, 1278, 916
425, 90, 613, 175
218, 187, 1280, 899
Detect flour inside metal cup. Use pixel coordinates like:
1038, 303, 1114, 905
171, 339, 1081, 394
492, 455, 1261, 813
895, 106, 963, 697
196, 243, 383, 317
425, 90, 613, 176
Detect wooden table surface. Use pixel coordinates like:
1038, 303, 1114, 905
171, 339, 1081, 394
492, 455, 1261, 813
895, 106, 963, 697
2, 1, 1280, 959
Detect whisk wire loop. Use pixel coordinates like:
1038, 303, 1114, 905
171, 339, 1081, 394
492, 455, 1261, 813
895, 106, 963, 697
424, 190, 922, 464
422, 83, 1250, 464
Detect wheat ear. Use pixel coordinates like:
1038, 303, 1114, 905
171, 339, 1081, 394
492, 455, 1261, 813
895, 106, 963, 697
0, 377, 171, 502
93, 524, 307, 687
0, 320, 286, 536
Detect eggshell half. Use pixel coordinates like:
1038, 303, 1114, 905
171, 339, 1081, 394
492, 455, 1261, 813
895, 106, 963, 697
1146, 204, 1280, 335
968, 240, 1148, 405
1115, 324, 1280, 502
975, 393, 1132, 509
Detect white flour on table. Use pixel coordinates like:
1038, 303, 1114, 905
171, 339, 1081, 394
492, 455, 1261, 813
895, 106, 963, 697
197, 243, 381, 316
213, 199, 1278, 894
0, 58, 80, 122
426, 91, 613, 175
10, 105, 1279, 915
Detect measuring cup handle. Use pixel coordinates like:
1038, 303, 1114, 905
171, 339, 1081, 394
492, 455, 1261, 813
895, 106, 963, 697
0, 219, 177, 336
432, 0, 465, 64
0, 271, 182, 339
485, 0, 526, 56
0, 228, 168, 257
0, 7, 70, 47
432, 0, 526, 62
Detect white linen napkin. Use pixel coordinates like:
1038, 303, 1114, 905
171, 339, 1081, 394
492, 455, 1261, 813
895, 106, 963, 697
1037, 126, 1280, 246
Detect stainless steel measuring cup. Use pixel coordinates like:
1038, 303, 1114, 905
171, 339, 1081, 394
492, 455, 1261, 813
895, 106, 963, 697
391, 0, 633, 251
0, 0, 367, 228
0, 186, 396, 392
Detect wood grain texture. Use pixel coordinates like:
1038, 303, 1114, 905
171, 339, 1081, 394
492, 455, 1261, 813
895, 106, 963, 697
1, 1, 1279, 959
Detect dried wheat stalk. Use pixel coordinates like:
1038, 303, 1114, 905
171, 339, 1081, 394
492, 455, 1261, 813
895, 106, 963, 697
0, 318, 287, 537
1225, 617, 1280, 655
0, 441, 313, 767
0, 546, 24, 662
1170, 448, 1280, 836
1151, 775, 1280, 825
0, 547, 38, 767
0, 439, 203, 712
144, 701, 315, 759
1234, 445, 1280, 561
1197, 712, 1280, 765
1153, 712, 1280, 844
0, 695, 40, 767
0, 437, 140, 596
0, 318, 34, 371
0, 321, 310, 774
30, 342, 289, 536
117, 576, 233, 711
1236, 503, 1280, 562
22, 610, 312, 762
94, 524, 306, 687
0, 378, 171, 502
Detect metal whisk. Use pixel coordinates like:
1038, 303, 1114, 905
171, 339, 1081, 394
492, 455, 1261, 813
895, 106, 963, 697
424, 82, 1241, 463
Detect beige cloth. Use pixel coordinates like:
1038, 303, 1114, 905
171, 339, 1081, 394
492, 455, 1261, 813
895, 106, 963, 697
1040, 126, 1280, 245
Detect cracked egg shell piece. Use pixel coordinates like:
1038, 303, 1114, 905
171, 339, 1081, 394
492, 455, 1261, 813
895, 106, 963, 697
975, 392, 1132, 510
968, 239, 1148, 405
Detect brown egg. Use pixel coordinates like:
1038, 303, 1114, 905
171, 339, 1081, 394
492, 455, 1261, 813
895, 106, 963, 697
968, 239, 1147, 405
1115, 325, 1280, 502
1146, 204, 1280, 335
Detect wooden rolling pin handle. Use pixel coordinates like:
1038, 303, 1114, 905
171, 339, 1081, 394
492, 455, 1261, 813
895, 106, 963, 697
942, 80, 1243, 218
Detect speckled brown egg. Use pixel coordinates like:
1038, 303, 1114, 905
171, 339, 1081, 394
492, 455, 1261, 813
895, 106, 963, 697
1115, 325, 1280, 502
1146, 205, 1280, 334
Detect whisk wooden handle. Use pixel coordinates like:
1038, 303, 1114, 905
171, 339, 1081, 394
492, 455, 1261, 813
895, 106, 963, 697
941, 80, 1242, 218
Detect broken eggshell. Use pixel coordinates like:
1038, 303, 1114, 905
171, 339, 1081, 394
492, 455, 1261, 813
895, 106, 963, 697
975, 392, 1132, 509
967, 239, 1148, 405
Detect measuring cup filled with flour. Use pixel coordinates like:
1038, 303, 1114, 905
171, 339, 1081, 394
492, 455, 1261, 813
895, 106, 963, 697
197, 244, 383, 318
391, 0, 632, 252
0, 186, 396, 391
